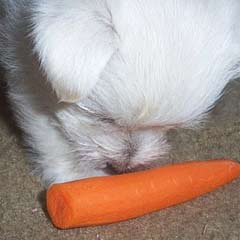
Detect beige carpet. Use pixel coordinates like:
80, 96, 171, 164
0, 66, 240, 239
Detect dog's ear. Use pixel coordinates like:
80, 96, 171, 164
31, 1, 117, 102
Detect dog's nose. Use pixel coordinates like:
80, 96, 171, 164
107, 161, 131, 174
106, 146, 150, 174
106, 143, 138, 173
106, 160, 149, 174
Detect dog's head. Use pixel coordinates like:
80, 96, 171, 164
32, 0, 240, 173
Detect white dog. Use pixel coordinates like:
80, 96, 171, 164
1, 0, 240, 186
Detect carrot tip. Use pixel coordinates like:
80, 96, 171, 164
47, 187, 74, 229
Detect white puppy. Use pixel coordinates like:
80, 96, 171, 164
1, 0, 240, 186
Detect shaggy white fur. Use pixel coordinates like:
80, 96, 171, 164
1, 0, 240, 186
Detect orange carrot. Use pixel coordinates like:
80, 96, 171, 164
47, 159, 240, 229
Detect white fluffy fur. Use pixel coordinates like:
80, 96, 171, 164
1, 0, 240, 186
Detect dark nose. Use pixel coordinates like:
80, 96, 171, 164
107, 160, 131, 174
106, 143, 138, 173
106, 142, 151, 174
106, 160, 149, 174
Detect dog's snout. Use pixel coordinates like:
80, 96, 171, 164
106, 141, 138, 173
106, 161, 131, 174
104, 129, 167, 174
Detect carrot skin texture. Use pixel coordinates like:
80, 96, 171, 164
47, 160, 240, 229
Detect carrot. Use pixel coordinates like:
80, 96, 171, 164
47, 159, 240, 229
